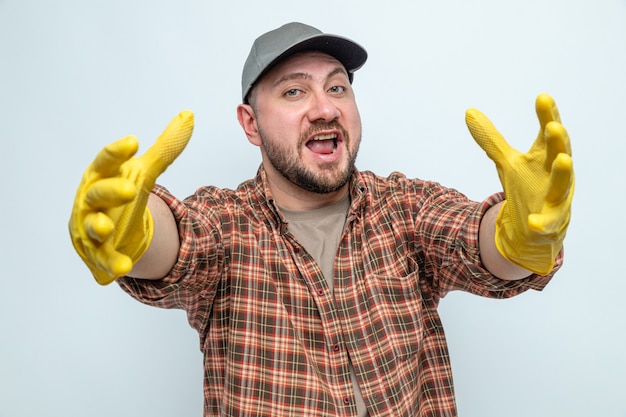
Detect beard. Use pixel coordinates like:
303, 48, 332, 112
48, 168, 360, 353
259, 121, 359, 194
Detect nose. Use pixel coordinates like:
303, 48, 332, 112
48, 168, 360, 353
307, 91, 340, 123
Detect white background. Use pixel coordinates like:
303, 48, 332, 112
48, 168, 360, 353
1, 0, 624, 416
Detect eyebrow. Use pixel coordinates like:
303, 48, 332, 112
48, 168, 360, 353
272, 66, 348, 88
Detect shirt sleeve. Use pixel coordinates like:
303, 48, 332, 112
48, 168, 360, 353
417, 188, 561, 300
117, 184, 225, 325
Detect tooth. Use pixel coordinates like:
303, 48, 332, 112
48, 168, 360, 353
313, 133, 336, 140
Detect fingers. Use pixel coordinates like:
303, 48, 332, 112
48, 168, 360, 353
81, 207, 133, 280
91, 242, 133, 285
92, 135, 139, 177
527, 153, 574, 233
84, 212, 114, 243
76, 226, 133, 285
465, 108, 515, 164
90, 111, 193, 181
528, 203, 571, 236
85, 178, 137, 209
91, 268, 119, 286
103, 246, 133, 279
546, 153, 574, 205
543, 121, 570, 173
535, 93, 561, 128
72, 111, 193, 285
545, 122, 568, 155
139, 110, 194, 177
545, 120, 572, 156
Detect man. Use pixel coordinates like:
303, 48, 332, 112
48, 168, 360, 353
69, 22, 574, 417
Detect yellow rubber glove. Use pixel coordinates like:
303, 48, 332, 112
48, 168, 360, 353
69, 111, 194, 285
465, 94, 574, 275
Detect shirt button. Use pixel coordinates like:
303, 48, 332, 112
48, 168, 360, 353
317, 289, 324, 296
343, 397, 351, 405
333, 344, 340, 352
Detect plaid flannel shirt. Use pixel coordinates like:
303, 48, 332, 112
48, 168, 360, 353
119, 168, 559, 417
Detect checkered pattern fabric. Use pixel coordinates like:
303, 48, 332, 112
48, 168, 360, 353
119, 168, 558, 417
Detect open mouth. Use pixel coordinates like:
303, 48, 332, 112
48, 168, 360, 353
305, 133, 338, 154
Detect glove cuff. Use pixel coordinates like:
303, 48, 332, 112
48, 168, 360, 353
125, 207, 154, 264
494, 202, 561, 276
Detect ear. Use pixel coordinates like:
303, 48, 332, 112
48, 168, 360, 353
237, 104, 262, 146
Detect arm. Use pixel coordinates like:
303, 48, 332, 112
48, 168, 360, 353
128, 194, 180, 279
479, 201, 532, 280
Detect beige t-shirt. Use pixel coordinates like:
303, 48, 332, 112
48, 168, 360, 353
280, 193, 368, 417
280, 193, 349, 294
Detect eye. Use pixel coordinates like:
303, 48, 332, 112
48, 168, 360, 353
284, 88, 301, 98
328, 85, 345, 94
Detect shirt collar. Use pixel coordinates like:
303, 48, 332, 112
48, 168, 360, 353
251, 165, 367, 230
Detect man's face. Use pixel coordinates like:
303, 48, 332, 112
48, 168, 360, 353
252, 51, 362, 195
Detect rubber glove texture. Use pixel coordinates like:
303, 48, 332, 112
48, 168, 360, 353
69, 111, 194, 285
466, 94, 574, 275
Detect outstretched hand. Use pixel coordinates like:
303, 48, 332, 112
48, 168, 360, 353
69, 111, 194, 285
466, 94, 574, 275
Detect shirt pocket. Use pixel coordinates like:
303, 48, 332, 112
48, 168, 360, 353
366, 257, 424, 359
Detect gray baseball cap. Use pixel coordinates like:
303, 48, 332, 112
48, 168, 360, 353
241, 22, 368, 103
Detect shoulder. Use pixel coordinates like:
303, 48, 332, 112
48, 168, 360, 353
355, 170, 445, 199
